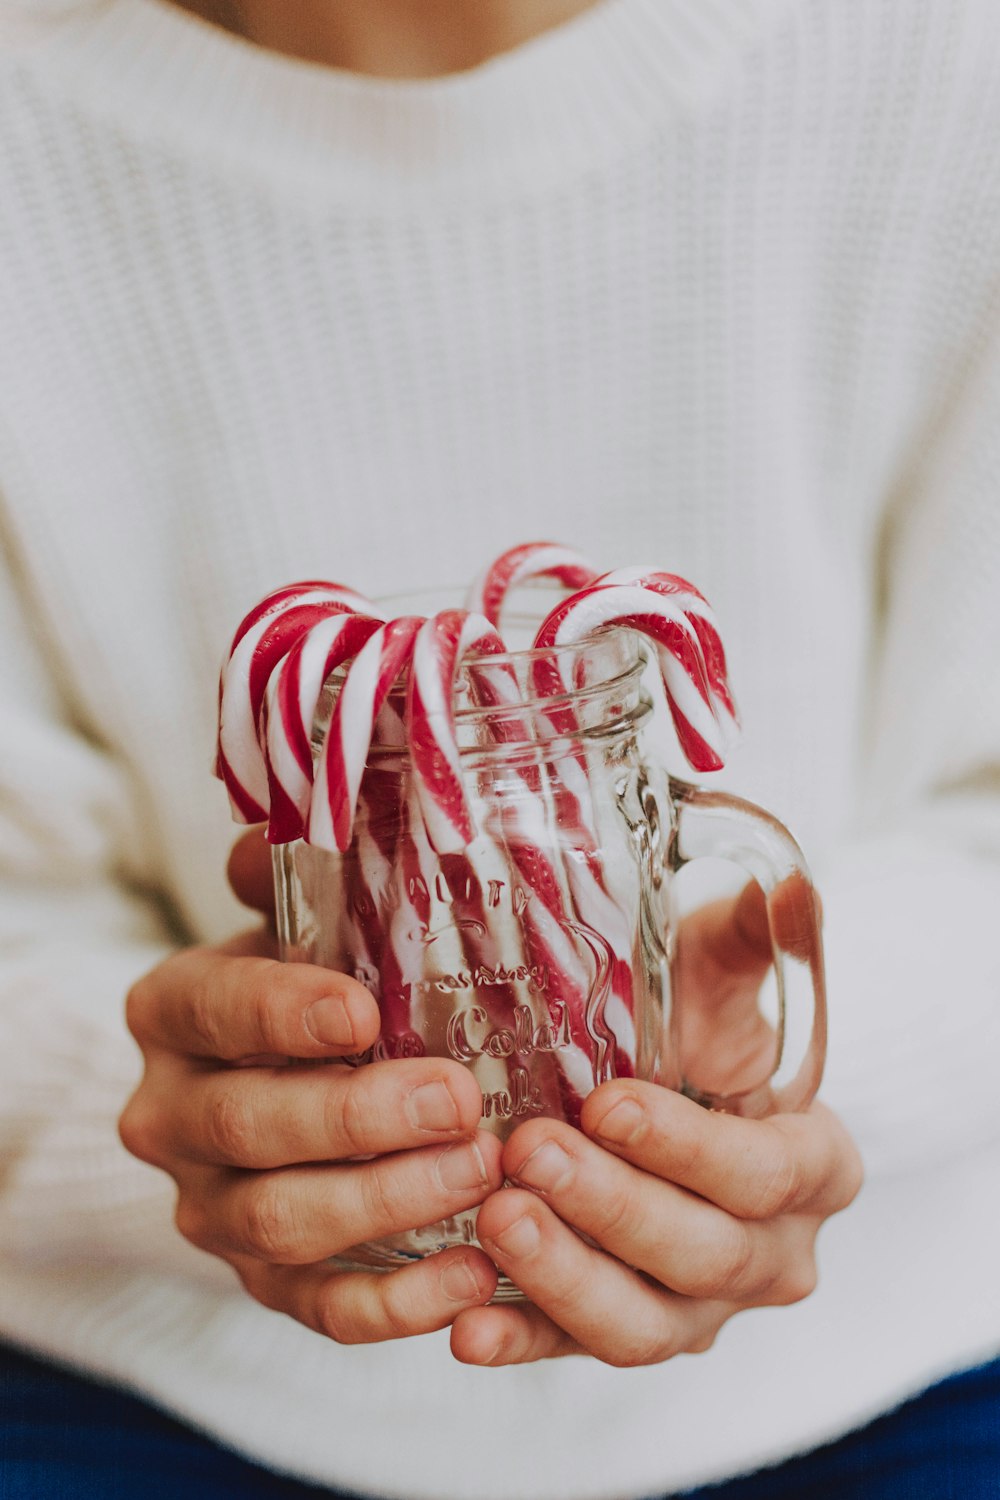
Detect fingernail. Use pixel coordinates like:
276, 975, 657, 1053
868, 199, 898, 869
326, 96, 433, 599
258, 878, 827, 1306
303, 997, 355, 1048
436, 1140, 488, 1192
486, 1214, 540, 1260
592, 1096, 645, 1145
512, 1140, 574, 1193
406, 1081, 461, 1133
439, 1259, 484, 1304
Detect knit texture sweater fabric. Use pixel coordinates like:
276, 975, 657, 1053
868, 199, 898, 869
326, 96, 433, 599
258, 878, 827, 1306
2, 1, 1000, 1496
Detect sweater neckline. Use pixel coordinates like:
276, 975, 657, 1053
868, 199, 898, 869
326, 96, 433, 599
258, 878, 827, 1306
17, 0, 765, 201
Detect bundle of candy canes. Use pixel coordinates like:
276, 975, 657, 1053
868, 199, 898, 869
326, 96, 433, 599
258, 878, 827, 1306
216, 542, 739, 1124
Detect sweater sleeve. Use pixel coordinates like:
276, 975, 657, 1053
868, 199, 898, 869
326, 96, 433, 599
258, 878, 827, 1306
0, 543, 232, 1285
815, 312, 1000, 1178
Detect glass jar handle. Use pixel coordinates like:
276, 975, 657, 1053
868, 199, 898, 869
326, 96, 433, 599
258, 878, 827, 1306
667, 777, 827, 1117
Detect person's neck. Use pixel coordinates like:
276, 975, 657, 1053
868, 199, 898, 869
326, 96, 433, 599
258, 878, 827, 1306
168, 0, 603, 78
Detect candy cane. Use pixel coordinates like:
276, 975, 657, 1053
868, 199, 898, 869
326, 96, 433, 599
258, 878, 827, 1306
262, 612, 383, 843
406, 610, 512, 855
465, 541, 601, 628
224, 579, 379, 659
533, 582, 731, 773
597, 567, 740, 751
216, 581, 381, 823
308, 616, 424, 853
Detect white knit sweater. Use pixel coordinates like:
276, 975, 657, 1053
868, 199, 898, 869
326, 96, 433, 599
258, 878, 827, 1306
1, 1, 1000, 1495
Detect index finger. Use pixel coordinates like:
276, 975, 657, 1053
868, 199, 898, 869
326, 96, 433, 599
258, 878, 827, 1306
227, 828, 276, 918
126, 947, 381, 1062
581, 1083, 862, 1221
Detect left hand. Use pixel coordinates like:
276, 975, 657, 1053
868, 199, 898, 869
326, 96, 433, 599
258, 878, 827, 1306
452, 884, 863, 1367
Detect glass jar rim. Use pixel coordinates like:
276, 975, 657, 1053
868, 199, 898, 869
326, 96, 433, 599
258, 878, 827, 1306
313, 610, 652, 760
373, 586, 647, 684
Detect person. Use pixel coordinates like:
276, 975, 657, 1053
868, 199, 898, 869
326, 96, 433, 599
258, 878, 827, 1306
0, 0, 998, 1496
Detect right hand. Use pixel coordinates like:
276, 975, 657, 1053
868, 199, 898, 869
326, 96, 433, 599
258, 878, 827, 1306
119, 838, 502, 1344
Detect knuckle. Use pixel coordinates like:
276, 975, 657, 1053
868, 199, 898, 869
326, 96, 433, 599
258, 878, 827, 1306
187, 976, 227, 1055
125, 976, 156, 1043
669, 1119, 708, 1181
205, 1085, 260, 1165
692, 1221, 755, 1298
359, 1159, 399, 1234
603, 1325, 681, 1368
688, 1325, 721, 1355
118, 1092, 164, 1167
247, 965, 289, 1055
174, 1192, 210, 1250
314, 1285, 361, 1345
242, 1178, 301, 1261
750, 1137, 803, 1219
837, 1140, 865, 1211
231, 1259, 273, 1308
774, 1257, 819, 1306
376, 1274, 420, 1340
592, 1181, 639, 1244
328, 1073, 372, 1158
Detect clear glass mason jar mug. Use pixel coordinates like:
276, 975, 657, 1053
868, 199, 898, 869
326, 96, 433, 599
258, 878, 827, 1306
273, 626, 827, 1289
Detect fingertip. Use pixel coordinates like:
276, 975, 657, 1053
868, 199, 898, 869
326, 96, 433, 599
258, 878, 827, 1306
472, 1127, 506, 1187
449, 1305, 512, 1366
435, 1058, 488, 1132
289, 968, 380, 1052
227, 828, 272, 912
498, 1115, 572, 1179
328, 972, 383, 1048
579, 1078, 649, 1145
438, 1249, 498, 1310
474, 1185, 541, 1250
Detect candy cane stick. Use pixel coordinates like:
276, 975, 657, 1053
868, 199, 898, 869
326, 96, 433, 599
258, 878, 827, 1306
308, 616, 424, 853
465, 541, 601, 628
263, 612, 382, 843
217, 582, 380, 823
533, 582, 731, 773
406, 610, 512, 855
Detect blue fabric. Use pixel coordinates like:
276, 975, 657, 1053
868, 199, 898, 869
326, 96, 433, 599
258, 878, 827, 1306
0, 1343, 355, 1499
678, 1356, 1000, 1499
1, 1341, 998, 1498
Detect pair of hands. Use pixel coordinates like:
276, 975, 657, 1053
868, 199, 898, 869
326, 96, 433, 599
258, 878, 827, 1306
120, 830, 861, 1367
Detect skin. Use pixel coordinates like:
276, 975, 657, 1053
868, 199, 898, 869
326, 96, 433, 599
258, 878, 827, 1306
121, 830, 862, 1365
165, 0, 604, 78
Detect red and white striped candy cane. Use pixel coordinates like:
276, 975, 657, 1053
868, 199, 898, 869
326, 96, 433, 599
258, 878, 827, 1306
216, 581, 381, 824
465, 541, 600, 628
488, 789, 634, 1124
533, 582, 731, 773
263, 612, 383, 843
308, 616, 424, 853
222, 580, 378, 661
406, 610, 512, 855
597, 567, 740, 751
